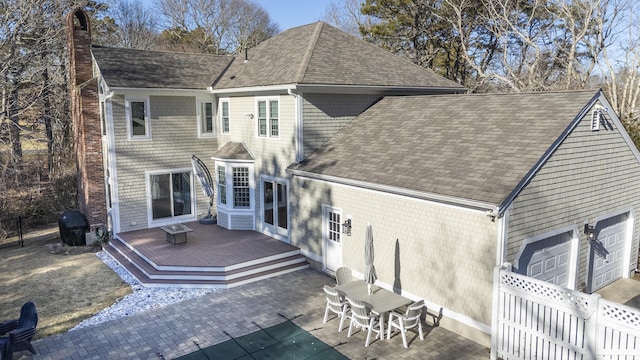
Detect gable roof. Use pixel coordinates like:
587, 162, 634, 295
211, 142, 254, 161
91, 46, 232, 89
288, 90, 600, 209
212, 22, 463, 90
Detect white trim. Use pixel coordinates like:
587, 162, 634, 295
145, 168, 198, 227
214, 161, 255, 212
111, 88, 211, 96
197, 98, 216, 138
513, 225, 580, 290
496, 206, 510, 266
321, 204, 342, 273
210, 83, 464, 96
289, 89, 304, 162
125, 96, 151, 140
593, 208, 634, 280
219, 97, 230, 135
259, 175, 290, 243
255, 96, 280, 139
104, 99, 121, 234
596, 93, 640, 166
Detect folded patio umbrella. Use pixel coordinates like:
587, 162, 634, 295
364, 223, 377, 294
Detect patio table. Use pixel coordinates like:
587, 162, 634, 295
335, 280, 412, 337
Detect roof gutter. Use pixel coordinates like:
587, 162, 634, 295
294, 84, 466, 95
288, 168, 499, 213
496, 90, 601, 217
209, 84, 298, 95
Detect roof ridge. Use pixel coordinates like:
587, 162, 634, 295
294, 21, 324, 83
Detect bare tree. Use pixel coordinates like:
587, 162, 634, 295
598, 0, 640, 144
158, 0, 278, 54
323, 0, 376, 36
102, 0, 160, 49
446, 0, 619, 92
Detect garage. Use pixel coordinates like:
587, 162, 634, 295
589, 213, 629, 292
515, 231, 574, 287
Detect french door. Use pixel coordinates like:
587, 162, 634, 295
262, 178, 288, 239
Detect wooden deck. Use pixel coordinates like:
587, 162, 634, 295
105, 221, 309, 288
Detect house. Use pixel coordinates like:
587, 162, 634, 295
288, 90, 640, 345
66, 8, 640, 348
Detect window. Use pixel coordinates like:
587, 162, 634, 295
127, 98, 149, 139
233, 167, 250, 208
217, 166, 226, 205
257, 98, 279, 138
201, 101, 214, 134
149, 171, 193, 220
216, 162, 254, 211
221, 100, 230, 134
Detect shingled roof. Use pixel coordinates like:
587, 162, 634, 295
92, 22, 463, 91
91, 46, 232, 89
213, 22, 463, 90
288, 90, 600, 208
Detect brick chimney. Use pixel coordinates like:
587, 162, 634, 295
66, 8, 107, 228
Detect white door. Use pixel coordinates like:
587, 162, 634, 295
516, 232, 572, 287
322, 205, 342, 273
589, 213, 628, 292
262, 179, 288, 239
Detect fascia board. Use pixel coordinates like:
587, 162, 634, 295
288, 168, 498, 212
497, 91, 601, 217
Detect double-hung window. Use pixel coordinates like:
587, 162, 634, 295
127, 98, 150, 139
220, 100, 230, 134
257, 98, 279, 138
199, 101, 214, 136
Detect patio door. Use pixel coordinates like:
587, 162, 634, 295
322, 205, 342, 273
262, 178, 288, 239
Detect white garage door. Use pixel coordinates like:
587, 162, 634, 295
589, 213, 628, 292
516, 232, 572, 287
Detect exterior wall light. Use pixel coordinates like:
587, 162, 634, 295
584, 224, 595, 241
342, 218, 352, 236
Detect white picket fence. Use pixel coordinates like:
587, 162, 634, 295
491, 265, 640, 360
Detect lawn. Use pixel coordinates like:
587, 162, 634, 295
0, 227, 131, 339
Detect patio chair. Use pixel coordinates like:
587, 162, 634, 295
0, 302, 38, 359
347, 298, 382, 347
387, 299, 425, 348
335, 267, 352, 286
323, 285, 349, 332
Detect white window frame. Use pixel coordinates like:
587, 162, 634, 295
126, 96, 150, 140
260, 175, 289, 241
215, 161, 255, 212
198, 100, 215, 137
146, 168, 196, 226
219, 98, 230, 134
256, 97, 279, 139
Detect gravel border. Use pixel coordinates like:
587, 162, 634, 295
71, 251, 221, 330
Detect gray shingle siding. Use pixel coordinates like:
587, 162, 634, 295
507, 99, 640, 290
113, 94, 218, 232
302, 93, 380, 157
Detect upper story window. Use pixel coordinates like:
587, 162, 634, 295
126, 97, 150, 140
220, 99, 230, 134
257, 98, 279, 138
200, 101, 214, 136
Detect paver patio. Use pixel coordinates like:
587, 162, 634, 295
27, 269, 490, 359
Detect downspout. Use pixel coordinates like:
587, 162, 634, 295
288, 87, 304, 163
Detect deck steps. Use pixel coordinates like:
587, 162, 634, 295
104, 236, 309, 289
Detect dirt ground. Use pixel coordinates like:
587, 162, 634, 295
0, 227, 131, 339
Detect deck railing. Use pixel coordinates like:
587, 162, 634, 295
491, 264, 640, 360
